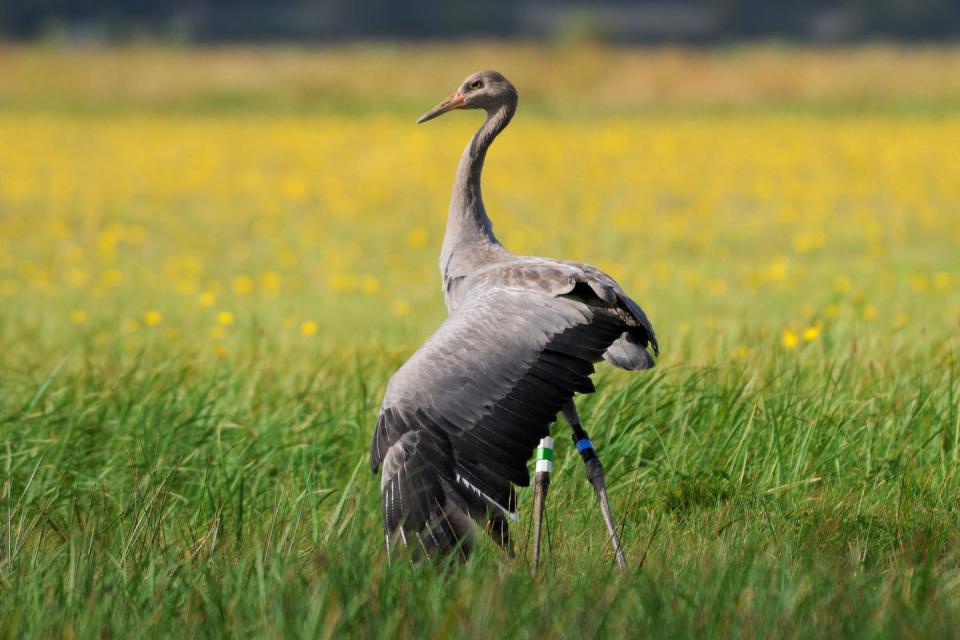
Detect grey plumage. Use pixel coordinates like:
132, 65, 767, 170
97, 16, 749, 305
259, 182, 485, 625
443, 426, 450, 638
371, 70, 658, 560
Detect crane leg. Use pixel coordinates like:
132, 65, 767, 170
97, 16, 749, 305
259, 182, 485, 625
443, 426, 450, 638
562, 401, 628, 572
532, 436, 553, 570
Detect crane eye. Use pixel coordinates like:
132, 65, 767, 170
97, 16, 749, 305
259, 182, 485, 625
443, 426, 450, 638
470, 80, 484, 90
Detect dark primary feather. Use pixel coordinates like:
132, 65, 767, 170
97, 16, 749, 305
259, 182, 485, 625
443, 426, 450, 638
379, 430, 445, 546
378, 428, 477, 558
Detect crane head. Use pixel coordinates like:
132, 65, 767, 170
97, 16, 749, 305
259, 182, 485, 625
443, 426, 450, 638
416, 70, 518, 124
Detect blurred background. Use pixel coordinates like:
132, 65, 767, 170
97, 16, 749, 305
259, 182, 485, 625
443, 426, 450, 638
2, 0, 959, 43
1, 1, 958, 361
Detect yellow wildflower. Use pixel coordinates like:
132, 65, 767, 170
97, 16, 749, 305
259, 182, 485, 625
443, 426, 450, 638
102, 269, 123, 287
232, 276, 254, 295
767, 258, 789, 282
802, 324, 820, 342
910, 274, 929, 292
782, 329, 798, 349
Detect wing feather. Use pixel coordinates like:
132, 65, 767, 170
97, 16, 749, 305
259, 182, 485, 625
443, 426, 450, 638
371, 285, 630, 518
379, 431, 445, 545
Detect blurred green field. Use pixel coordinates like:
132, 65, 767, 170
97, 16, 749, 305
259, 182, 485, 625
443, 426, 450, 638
1, 44, 959, 638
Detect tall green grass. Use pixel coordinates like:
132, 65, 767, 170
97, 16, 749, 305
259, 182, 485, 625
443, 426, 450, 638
2, 335, 958, 637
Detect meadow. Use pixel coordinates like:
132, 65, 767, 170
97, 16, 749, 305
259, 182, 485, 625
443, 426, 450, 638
1, 43, 959, 637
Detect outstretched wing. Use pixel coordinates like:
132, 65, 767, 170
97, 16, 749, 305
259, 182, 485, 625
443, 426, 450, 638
371, 285, 628, 520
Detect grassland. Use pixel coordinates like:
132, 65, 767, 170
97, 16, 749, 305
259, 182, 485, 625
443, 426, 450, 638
1, 43, 959, 638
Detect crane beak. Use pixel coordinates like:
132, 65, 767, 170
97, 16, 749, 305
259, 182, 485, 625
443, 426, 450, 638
416, 91, 466, 124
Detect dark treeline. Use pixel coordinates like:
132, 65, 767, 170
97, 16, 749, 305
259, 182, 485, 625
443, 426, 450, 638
2, 0, 958, 42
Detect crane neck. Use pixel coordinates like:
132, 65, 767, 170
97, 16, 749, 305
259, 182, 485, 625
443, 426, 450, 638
440, 98, 517, 281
